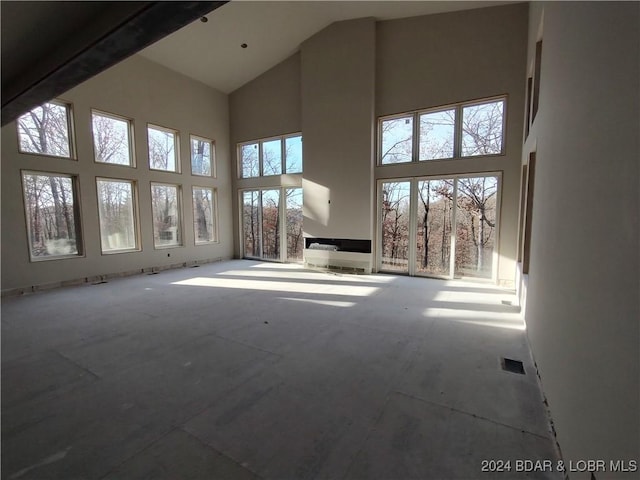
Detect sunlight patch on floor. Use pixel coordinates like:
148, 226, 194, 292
277, 297, 357, 308
172, 277, 378, 297
423, 307, 525, 330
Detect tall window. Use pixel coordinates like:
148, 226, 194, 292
379, 97, 506, 165
190, 135, 214, 177
150, 183, 182, 247
92, 110, 134, 166
148, 125, 179, 172
96, 178, 138, 253
17, 101, 73, 158
192, 186, 216, 244
21, 171, 82, 260
239, 134, 303, 178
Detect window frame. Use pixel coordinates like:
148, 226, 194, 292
147, 123, 181, 173
192, 185, 218, 245
238, 132, 303, 179
91, 109, 136, 168
190, 134, 215, 178
150, 182, 183, 249
20, 169, 84, 262
95, 177, 141, 255
17, 99, 76, 160
377, 95, 507, 166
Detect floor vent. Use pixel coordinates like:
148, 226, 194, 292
501, 357, 525, 375
147, 272, 159, 275
92, 281, 108, 285
190, 265, 200, 268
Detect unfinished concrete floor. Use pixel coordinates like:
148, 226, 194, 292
2, 260, 561, 479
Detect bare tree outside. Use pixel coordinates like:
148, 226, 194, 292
419, 109, 455, 160
285, 136, 303, 173
416, 179, 453, 276
22, 172, 79, 258
381, 181, 411, 270
243, 190, 260, 256
262, 139, 282, 176
17, 102, 71, 158
151, 184, 181, 246
92, 112, 131, 165
191, 136, 213, 176
461, 100, 505, 156
241, 143, 259, 178
380, 116, 413, 164
148, 126, 177, 171
286, 188, 303, 261
96, 179, 136, 252
261, 189, 280, 260
193, 186, 215, 243
455, 176, 498, 277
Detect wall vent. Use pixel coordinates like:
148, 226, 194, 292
501, 357, 525, 374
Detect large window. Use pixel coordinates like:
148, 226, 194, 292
239, 134, 302, 178
151, 183, 182, 247
17, 101, 74, 158
192, 186, 217, 244
148, 124, 179, 172
21, 171, 82, 260
96, 178, 138, 253
379, 97, 506, 165
191, 135, 214, 177
92, 110, 134, 166
379, 174, 500, 280
92, 111, 134, 166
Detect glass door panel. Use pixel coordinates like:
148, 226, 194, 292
416, 179, 453, 277
261, 189, 281, 260
454, 176, 498, 278
286, 188, 303, 262
380, 181, 411, 272
243, 190, 260, 258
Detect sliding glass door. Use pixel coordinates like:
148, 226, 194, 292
242, 187, 302, 263
379, 174, 500, 280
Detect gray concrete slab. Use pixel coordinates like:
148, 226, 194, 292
102, 429, 261, 480
2, 260, 559, 479
345, 392, 561, 480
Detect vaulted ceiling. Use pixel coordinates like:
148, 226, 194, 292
1, 1, 517, 124
140, 1, 514, 94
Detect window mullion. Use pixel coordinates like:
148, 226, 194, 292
454, 106, 463, 158
413, 112, 419, 162
449, 178, 458, 278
